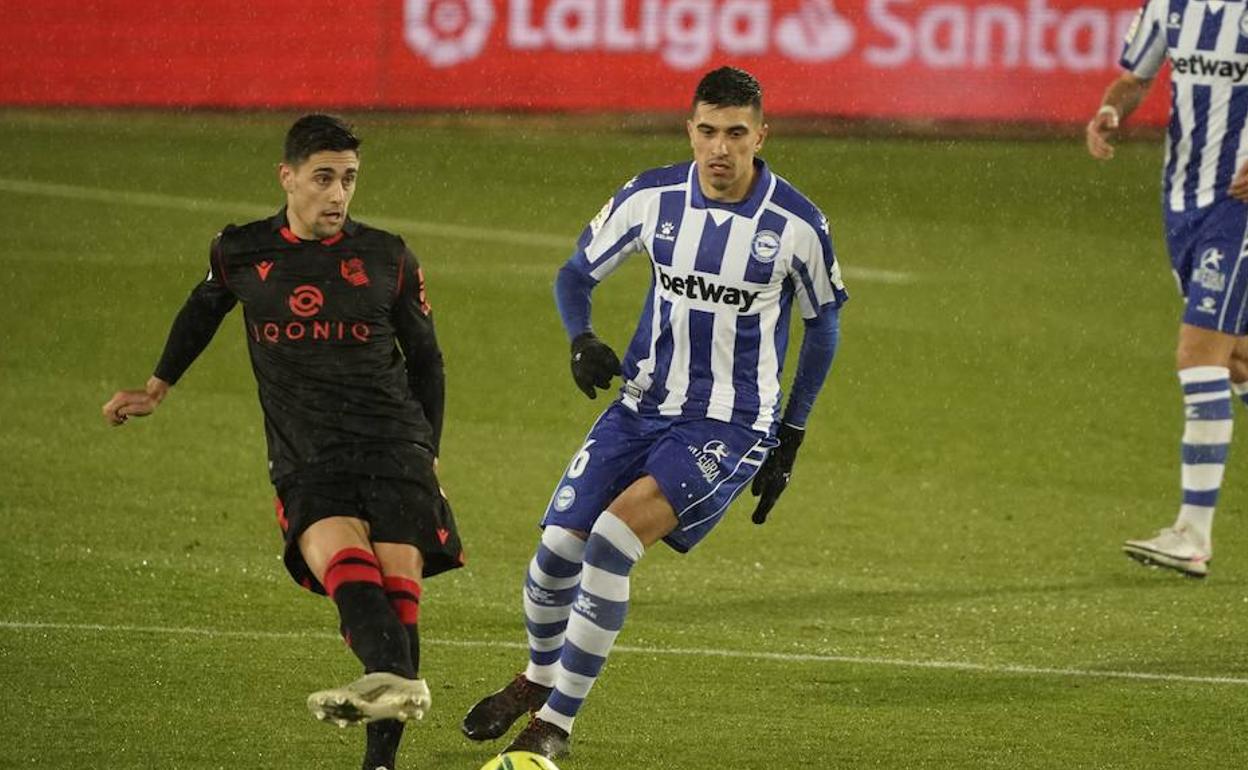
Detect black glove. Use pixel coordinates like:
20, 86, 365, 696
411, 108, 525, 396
570, 332, 621, 399
751, 423, 806, 524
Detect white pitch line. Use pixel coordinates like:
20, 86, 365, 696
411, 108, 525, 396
3, 620, 1244, 686
0, 177, 917, 285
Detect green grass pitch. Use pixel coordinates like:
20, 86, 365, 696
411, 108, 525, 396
2, 110, 1247, 768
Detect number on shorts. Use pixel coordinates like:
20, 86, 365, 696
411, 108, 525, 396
567, 439, 597, 479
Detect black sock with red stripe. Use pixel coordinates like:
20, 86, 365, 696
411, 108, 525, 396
323, 548, 414, 678
363, 575, 424, 770
384, 575, 423, 674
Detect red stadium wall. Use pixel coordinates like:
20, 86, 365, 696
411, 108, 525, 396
0, 0, 1167, 124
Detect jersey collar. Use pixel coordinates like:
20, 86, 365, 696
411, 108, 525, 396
688, 158, 772, 219
270, 207, 359, 246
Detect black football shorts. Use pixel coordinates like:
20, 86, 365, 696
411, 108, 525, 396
273, 461, 464, 594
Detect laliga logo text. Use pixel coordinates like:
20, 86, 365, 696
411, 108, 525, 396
405, 0, 1139, 74
405, 0, 855, 69
405, 0, 496, 67
507, 0, 854, 69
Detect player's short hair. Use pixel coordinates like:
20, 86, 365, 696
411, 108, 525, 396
692, 67, 763, 114
283, 114, 361, 165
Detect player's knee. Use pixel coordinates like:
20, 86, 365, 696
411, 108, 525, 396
1228, 344, 1248, 382
1175, 329, 1235, 370
322, 547, 383, 599
608, 478, 677, 546
1231, 360, 1248, 384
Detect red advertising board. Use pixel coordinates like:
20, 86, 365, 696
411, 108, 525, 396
0, 0, 1168, 124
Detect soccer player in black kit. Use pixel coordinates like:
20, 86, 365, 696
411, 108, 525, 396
101, 114, 462, 770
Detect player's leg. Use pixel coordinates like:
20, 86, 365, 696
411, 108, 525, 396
299, 516, 425, 727
507, 477, 670, 758
272, 479, 423, 726
359, 542, 427, 770
357, 466, 465, 769
510, 422, 769, 757
300, 516, 417, 681
463, 404, 651, 743
1125, 200, 1248, 576
1124, 329, 1236, 577
460, 524, 587, 742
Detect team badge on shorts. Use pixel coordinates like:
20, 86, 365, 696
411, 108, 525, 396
751, 230, 781, 263
1240, 9, 1248, 37
687, 439, 730, 483
554, 485, 577, 512
1194, 248, 1228, 292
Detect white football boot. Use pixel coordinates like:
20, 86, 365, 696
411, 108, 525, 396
1122, 525, 1211, 578
307, 672, 431, 727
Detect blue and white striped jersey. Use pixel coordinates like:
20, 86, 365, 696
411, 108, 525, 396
1122, 0, 1248, 211
566, 159, 848, 435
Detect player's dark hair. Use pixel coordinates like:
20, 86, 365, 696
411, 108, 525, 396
283, 114, 361, 165
692, 67, 763, 114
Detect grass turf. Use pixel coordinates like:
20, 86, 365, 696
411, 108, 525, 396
1, 110, 1246, 768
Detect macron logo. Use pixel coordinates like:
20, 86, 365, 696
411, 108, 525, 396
1171, 53, 1248, 82
657, 267, 760, 313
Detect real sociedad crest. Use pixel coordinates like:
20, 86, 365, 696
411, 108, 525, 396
751, 230, 781, 263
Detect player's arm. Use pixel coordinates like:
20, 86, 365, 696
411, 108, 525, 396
1086, 73, 1153, 161
751, 309, 841, 524
556, 182, 646, 399
102, 237, 237, 426
752, 214, 848, 524
1089, 1, 1165, 160
392, 248, 445, 458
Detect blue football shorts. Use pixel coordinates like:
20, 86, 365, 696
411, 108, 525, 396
540, 402, 775, 552
1165, 196, 1248, 334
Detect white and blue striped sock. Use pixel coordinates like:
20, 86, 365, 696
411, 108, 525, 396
523, 526, 587, 687
537, 511, 644, 734
1175, 366, 1233, 550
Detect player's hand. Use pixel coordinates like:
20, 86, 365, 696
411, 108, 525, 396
1231, 160, 1248, 202
1086, 105, 1119, 161
570, 332, 621, 399
750, 423, 806, 525
102, 377, 170, 426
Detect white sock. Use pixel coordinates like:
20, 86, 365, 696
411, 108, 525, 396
522, 526, 587, 687
537, 511, 644, 734
1174, 366, 1232, 550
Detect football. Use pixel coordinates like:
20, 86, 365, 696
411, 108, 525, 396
478, 751, 561, 770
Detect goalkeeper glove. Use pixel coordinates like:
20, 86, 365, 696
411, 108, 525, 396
750, 423, 805, 524
570, 332, 621, 399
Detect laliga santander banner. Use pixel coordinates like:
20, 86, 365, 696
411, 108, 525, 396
1, 0, 1168, 124
395, 0, 1167, 122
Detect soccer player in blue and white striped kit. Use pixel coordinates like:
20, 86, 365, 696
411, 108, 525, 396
1089, 1, 1248, 577
461, 67, 847, 758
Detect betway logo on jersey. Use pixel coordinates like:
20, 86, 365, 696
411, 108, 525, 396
1171, 53, 1248, 83
657, 267, 760, 313
405, 0, 1135, 72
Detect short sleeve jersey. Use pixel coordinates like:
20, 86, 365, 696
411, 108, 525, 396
1122, 0, 1248, 211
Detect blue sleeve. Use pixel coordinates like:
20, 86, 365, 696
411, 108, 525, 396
781, 307, 840, 428
554, 260, 599, 340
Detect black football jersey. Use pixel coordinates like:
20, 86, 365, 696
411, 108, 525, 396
154, 210, 444, 482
